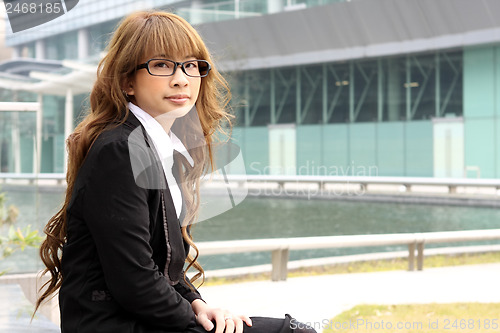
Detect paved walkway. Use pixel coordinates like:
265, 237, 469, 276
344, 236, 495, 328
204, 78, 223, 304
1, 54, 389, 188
0, 284, 59, 332
1, 263, 498, 332
199, 263, 500, 331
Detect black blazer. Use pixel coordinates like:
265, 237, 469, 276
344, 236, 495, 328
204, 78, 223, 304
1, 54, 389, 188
59, 112, 202, 333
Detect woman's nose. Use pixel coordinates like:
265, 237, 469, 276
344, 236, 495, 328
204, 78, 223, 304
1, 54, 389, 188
170, 66, 189, 86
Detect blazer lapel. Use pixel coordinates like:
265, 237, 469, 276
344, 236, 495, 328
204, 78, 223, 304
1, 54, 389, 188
126, 112, 186, 284
172, 150, 189, 225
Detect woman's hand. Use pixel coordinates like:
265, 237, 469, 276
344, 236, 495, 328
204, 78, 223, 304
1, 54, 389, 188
191, 299, 252, 333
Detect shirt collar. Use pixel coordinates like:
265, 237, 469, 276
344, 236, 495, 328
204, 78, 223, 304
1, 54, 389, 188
128, 102, 194, 167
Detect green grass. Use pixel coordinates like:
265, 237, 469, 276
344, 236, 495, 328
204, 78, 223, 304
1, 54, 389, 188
202, 252, 500, 286
322, 303, 500, 333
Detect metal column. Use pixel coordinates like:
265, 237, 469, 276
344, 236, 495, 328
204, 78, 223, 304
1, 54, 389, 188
406, 55, 411, 120
35, 94, 43, 174
296, 67, 301, 125
244, 73, 250, 127
377, 59, 383, 122
435, 53, 441, 117
349, 62, 354, 122
270, 69, 276, 124
322, 64, 328, 124
64, 89, 74, 172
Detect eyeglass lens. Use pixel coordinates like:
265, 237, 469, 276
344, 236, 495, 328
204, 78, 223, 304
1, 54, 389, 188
148, 59, 209, 77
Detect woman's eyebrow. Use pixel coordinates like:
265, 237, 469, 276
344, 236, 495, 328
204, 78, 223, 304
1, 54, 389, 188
150, 54, 197, 60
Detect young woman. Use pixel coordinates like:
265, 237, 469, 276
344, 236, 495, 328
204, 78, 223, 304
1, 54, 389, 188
35, 11, 316, 333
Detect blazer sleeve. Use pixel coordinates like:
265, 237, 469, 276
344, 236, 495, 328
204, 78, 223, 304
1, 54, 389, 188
174, 273, 203, 303
82, 139, 197, 331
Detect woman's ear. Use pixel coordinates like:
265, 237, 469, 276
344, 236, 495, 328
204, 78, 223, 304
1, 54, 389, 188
122, 79, 135, 96
124, 85, 135, 96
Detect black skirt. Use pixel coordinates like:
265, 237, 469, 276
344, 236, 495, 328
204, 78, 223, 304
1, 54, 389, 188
184, 314, 316, 333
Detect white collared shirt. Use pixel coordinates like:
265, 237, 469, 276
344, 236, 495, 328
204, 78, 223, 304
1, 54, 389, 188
128, 102, 194, 219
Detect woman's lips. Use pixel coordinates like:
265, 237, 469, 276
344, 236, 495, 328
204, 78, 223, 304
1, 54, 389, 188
166, 95, 189, 104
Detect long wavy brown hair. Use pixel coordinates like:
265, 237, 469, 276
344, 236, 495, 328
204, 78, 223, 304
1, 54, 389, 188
34, 11, 232, 314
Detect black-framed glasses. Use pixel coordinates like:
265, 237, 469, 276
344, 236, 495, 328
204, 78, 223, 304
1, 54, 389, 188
136, 59, 211, 77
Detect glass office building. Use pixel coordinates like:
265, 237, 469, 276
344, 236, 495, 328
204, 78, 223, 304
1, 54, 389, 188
1, 0, 500, 178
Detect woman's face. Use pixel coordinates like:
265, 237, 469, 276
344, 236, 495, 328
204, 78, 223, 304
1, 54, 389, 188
125, 54, 202, 118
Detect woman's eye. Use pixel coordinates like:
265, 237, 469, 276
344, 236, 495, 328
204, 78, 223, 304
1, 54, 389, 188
155, 62, 169, 68
151, 60, 173, 69
185, 62, 198, 69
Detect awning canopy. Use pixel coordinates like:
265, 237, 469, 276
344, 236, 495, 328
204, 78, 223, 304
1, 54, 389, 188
0, 58, 97, 96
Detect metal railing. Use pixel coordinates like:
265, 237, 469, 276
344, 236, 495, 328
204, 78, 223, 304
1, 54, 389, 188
0, 172, 65, 180
196, 229, 500, 281
0, 173, 66, 185
209, 174, 500, 194
2, 173, 500, 194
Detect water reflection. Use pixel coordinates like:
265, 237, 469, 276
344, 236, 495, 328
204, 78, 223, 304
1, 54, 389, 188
2, 185, 500, 272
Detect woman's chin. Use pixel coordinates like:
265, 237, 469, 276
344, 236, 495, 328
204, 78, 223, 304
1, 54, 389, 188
158, 104, 194, 120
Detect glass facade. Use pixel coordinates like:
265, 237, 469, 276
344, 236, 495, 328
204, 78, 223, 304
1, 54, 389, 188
228, 116, 435, 177
45, 30, 78, 60
230, 49, 463, 127
463, 44, 500, 179
209, 44, 500, 178
0, 90, 37, 173
0, 45, 471, 177
218, 48, 466, 178
87, 19, 120, 56
0, 91, 87, 174
176, 0, 346, 24
176, 0, 267, 24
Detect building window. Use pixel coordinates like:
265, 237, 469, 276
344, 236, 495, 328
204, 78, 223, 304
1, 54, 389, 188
45, 31, 78, 60
230, 49, 463, 126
